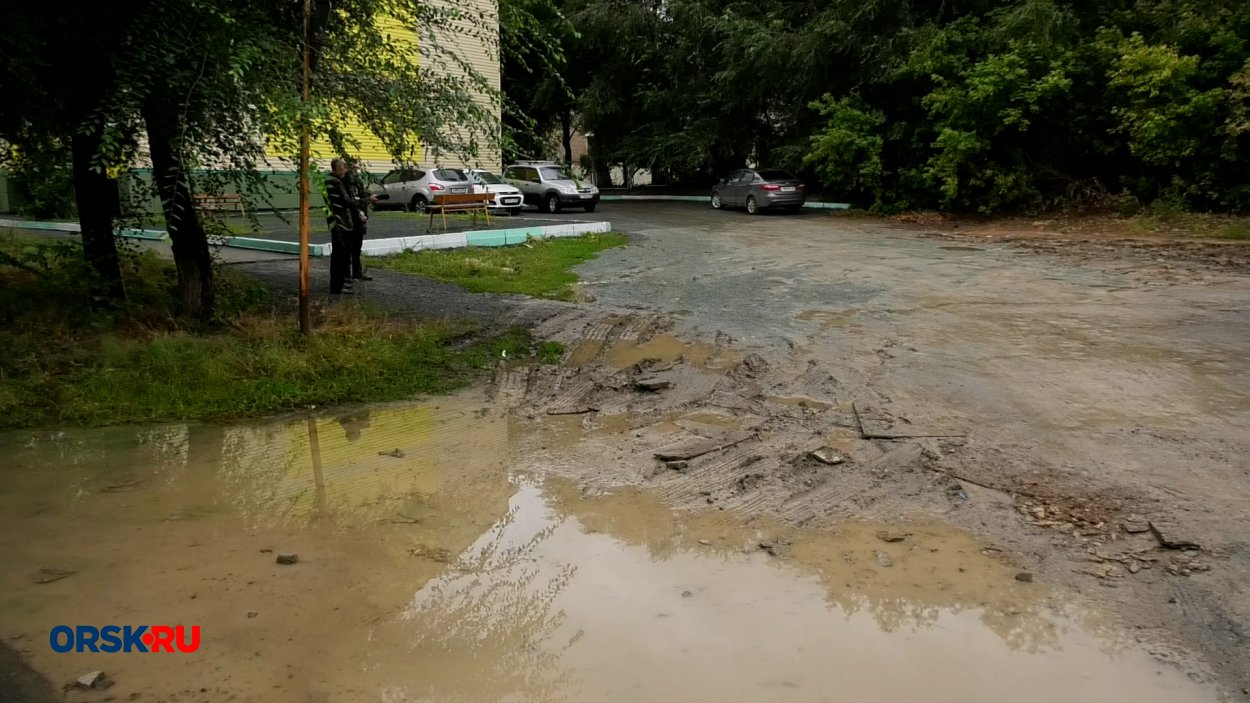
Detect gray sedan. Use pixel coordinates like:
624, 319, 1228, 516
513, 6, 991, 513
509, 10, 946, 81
711, 169, 806, 214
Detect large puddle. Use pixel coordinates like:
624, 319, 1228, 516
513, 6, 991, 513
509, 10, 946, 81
0, 390, 1218, 702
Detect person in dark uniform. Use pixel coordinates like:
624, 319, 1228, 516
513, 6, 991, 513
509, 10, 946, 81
325, 158, 355, 295
344, 161, 375, 281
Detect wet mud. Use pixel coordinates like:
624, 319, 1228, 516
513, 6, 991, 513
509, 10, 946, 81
0, 384, 1221, 702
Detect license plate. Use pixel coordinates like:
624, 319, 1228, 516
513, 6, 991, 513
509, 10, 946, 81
781, 186, 796, 192
451, 187, 468, 194
580, 193, 593, 199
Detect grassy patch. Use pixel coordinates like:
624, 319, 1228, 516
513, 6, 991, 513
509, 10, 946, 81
0, 232, 547, 429
372, 233, 628, 301
537, 341, 566, 364
1215, 223, 1250, 240
1119, 210, 1250, 239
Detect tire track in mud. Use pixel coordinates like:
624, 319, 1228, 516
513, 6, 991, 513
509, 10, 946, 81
515, 311, 1154, 535
508, 312, 954, 528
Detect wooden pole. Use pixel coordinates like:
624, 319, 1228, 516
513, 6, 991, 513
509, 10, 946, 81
297, 0, 313, 334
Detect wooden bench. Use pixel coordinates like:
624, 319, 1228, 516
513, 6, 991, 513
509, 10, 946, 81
429, 193, 493, 231
192, 193, 246, 215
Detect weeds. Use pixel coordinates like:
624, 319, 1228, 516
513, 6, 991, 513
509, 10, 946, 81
0, 232, 551, 428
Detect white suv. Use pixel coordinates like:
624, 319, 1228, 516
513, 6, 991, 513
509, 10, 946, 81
503, 161, 600, 214
369, 168, 472, 212
466, 169, 525, 216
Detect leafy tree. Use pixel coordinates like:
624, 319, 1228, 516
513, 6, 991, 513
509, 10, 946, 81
4, 0, 510, 318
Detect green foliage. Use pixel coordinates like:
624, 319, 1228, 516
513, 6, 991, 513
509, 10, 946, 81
373, 233, 628, 301
537, 341, 567, 364
803, 97, 886, 206
6, 141, 76, 219
528, 0, 1250, 213
1103, 32, 1222, 168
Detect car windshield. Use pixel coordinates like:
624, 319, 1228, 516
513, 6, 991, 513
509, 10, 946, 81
540, 166, 573, 181
756, 170, 797, 181
473, 171, 504, 185
433, 169, 467, 181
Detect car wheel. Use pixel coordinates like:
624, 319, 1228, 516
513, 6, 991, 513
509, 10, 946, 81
509, 208, 523, 217
746, 195, 759, 215
545, 193, 562, 214
411, 194, 430, 213
711, 190, 723, 209
583, 203, 597, 213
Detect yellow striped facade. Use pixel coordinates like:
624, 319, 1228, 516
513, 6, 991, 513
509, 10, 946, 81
284, 2, 501, 173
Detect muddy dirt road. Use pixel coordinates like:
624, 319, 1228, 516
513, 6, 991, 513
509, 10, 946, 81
2, 202, 1247, 701
537, 202, 1250, 696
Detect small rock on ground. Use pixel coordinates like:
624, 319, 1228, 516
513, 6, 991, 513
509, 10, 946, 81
876, 530, 908, 543
276, 553, 299, 565
73, 671, 110, 690
811, 447, 845, 465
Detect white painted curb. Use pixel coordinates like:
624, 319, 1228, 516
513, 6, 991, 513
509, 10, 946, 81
598, 195, 850, 209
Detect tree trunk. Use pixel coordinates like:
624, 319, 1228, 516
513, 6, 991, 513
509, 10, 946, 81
143, 102, 215, 319
70, 128, 125, 306
561, 108, 573, 166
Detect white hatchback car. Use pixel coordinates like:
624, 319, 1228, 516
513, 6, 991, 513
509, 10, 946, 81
465, 169, 525, 216
369, 168, 473, 212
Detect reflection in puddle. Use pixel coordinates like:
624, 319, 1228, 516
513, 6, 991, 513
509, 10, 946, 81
394, 481, 1214, 703
0, 390, 1219, 702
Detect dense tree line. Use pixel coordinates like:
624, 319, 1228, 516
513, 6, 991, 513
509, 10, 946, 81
505, 0, 1250, 213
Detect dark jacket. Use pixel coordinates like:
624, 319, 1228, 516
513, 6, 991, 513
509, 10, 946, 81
325, 173, 353, 233
345, 172, 370, 217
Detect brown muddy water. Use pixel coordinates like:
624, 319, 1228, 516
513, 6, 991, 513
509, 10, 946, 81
0, 390, 1219, 702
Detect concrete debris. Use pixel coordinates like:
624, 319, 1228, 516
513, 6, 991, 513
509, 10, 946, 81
1148, 521, 1201, 551
635, 377, 673, 391
73, 671, 111, 690
810, 447, 846, 465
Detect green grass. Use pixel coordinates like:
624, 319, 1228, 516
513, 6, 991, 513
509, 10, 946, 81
0, 232, 548, 429
1122, 210, 1250, 239
1215, 223, 1250, 240
537, 341, 566, 364
372, 233, 628, 301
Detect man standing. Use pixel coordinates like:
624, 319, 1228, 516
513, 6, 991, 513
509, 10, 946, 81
325, 158, 354, 295
345, 161, 375, 281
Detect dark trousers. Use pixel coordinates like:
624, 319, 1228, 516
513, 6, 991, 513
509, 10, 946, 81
350, 221, 366, 278
330, 227, 351, 293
